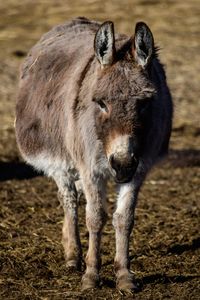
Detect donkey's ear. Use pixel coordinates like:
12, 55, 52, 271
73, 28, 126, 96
133, 22, 154, 68
94, 21, 115, 67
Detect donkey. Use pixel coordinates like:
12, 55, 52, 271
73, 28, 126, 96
15, 17, 173, 291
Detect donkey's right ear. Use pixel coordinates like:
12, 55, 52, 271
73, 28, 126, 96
94, 21, 115, 67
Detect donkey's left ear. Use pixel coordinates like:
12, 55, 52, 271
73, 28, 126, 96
94, 21, 115, 67
133, 22, 154, 68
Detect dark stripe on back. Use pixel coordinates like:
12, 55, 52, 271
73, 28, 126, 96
72, 55, 95, 118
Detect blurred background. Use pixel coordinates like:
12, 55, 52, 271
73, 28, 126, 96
0, 1, 199, 299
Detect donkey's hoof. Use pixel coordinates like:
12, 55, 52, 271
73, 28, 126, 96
66, 259, 82, 271
117, 273, 137, 293
81, 273, 100, 291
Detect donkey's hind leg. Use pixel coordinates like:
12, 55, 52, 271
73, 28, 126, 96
54, 173, 82, 270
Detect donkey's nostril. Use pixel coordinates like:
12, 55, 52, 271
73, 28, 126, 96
109, 154, 114, 166
109, 154, 120, 173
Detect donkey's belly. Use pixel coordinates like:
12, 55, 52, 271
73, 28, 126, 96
24, 151, 79, 181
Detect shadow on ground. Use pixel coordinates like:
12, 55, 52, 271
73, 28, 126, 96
168, 149, 200, 167
0, 161, 42, 181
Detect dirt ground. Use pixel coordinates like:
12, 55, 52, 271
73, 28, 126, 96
0, 1, 199, 299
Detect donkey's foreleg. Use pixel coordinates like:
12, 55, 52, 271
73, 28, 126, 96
55, 175, 82, 270
81, 178, 107, 290
113, 183, 139, 291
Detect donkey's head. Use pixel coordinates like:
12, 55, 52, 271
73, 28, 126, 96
92, 21, 156, 183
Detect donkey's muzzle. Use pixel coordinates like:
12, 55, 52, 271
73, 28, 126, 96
109, 154, 139, 183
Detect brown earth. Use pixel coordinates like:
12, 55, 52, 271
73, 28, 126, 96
0, 1, 200, 299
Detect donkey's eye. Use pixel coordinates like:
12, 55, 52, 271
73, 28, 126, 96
97, 100, 108, 113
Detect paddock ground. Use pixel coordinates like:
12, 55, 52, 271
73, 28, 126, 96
0, 1, 199, 299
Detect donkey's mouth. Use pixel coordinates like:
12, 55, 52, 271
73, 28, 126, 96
114, 175, 134, 184
114, 170, 135, 184
109, 160, 139, 184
